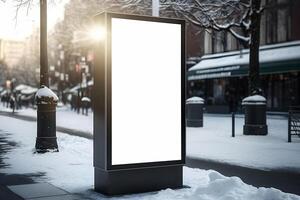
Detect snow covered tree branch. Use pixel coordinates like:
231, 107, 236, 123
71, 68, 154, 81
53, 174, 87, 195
122, 0, 265, 95
113, 0, 263, 48
159, 0, 254, 47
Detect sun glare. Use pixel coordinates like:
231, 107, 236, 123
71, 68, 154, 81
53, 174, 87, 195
88, 26, 106, 41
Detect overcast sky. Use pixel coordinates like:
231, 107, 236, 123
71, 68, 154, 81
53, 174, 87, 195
0, 0, 69, 40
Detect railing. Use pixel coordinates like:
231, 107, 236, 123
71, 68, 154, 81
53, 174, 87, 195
288, 106, 300, 142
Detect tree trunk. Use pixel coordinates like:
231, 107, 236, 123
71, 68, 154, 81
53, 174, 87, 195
40, 0, 49, 87
248, 0, 262, 95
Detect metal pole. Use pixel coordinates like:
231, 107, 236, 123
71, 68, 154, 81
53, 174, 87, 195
152, 0, 159, 17
288, 111, 291, 143
59, 46, 65, 102
232, 112, 235, 137
40, 0, 49, 87
35, 0, 58, 152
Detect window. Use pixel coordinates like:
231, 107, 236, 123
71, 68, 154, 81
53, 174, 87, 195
277, 0, 292, 42
265, 0, 292, 44
266, 6, 277, 44
212, 30, 227, 53
204, 31, 212, 54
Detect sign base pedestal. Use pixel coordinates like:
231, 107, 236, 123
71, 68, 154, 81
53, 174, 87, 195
94, 165, 183, 195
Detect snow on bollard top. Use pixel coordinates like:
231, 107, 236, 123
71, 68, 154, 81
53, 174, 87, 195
186, 96, 204, 104
242, 95, 266, 105
35, 85, 59, 104
81, 97, 91, 102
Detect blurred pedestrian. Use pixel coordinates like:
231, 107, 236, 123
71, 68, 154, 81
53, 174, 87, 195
81, 97, 91, 116
10, 95, 15, 113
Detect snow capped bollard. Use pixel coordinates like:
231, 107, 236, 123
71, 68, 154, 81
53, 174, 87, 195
35, 86, 59, 104
242, 95, 268, 135
186, 96, 204, 127
35, 85, 59, 152
81, 97, 91, 116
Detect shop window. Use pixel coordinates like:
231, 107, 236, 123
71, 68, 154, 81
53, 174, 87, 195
213, 79, 226, 104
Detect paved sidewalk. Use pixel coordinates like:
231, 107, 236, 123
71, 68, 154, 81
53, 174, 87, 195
0, 132, 42, 199
0, 128, 91, 200
7, 182, 88, 200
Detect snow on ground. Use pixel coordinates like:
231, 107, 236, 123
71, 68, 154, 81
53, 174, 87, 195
187, 115, 300, 171
1, 104, 300, 171
0, 115, 299, 200
0, 115, 93, 193
0, 103, 93, 133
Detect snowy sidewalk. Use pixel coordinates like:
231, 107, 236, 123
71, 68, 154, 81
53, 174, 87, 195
187, 115, 300, 172
1, 104, 300, 172
0, 115, 299, 200
0, 104, 93, 139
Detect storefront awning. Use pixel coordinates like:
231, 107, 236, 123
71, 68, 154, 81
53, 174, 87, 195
188, 41, 300, 81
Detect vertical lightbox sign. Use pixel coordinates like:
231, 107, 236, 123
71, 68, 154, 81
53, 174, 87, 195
93, 12, 185, 195
110, 17, 182, 166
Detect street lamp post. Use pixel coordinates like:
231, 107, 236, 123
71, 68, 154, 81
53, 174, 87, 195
40, 0, 48, 87
58, 44, 65, 103
152, 0, 159, 17
35, 0, 58, 152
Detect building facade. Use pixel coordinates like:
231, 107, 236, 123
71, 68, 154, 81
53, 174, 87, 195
0, 39, 24, 68
188, 0, 300, 113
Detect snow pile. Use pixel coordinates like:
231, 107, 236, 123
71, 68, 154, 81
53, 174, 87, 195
186, 96, 204, 104
1, 115, 299, 199
35, 86, 59, 103
141, 169, 299, 200
242, 95, 266, 105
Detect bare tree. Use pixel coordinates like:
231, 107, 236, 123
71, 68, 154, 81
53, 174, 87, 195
121, 0, 264, 95
160, 0, 264, 95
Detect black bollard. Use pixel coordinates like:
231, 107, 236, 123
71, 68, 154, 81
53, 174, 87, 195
186, 97, 204, 127
288, 111, 291, 143
242, 95, 268, 135
35, 86, 58, 152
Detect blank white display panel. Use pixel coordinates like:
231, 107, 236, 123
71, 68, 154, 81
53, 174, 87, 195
111, 18, 182, 165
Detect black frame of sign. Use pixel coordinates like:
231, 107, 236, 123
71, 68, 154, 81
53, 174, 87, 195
93, 12, 186, 195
